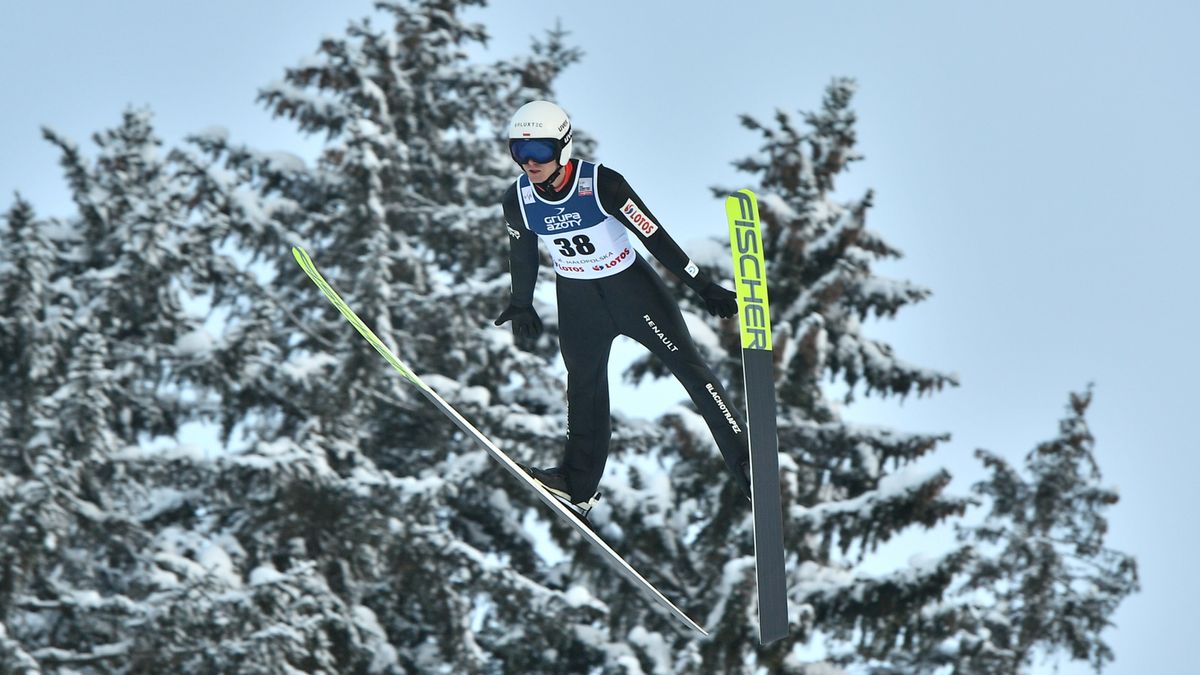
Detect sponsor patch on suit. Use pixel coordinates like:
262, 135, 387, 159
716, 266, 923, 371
621, 198, 659, 238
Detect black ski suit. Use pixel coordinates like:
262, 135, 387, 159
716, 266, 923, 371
499, 159, 750, 500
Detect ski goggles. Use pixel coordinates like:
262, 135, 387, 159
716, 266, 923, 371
509, 138, 560, 165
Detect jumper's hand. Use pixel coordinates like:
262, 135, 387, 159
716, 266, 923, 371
698, 282, 738, 319
494, 304, 544, 339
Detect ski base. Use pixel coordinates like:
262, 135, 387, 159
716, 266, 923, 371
292, 246, 707, 637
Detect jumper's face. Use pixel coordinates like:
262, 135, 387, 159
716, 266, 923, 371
510, 137, 561, 184
521, 158, 559, 184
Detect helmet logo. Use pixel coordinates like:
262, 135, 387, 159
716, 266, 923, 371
508, 101, 572, 165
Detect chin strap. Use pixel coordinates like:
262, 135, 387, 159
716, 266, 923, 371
535, 165, 563, 191
534, 159, 574, 192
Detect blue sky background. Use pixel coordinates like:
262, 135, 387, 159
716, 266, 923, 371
3, 2, 1197, 672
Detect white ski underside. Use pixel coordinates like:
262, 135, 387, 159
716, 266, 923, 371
292, 246, 707, 637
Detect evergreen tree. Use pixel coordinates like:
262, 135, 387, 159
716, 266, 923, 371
0, 196, 70, 476
41, 110, 211, 443
596, 79, 976, 674
591, 81, 1134, 675
168, 0, 620, 670
853, 387, 1138, 675
5, 1, 605, 670
958, 387, 1137, 673
0, 112, 229, 672
0, 199, 78, 667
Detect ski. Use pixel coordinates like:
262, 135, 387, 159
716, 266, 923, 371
291, 246, 707, 637
726, 190, 789, 645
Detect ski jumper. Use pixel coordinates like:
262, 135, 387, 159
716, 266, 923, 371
502, 159, 750, 501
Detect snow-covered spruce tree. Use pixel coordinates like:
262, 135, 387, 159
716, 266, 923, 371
40, 110, 213, 442
0, 113, 225, 670
596, 79, 971, 673
0, 109, 454, 674
0, 198, 76, 669
169, 1, 642, 670
609, 81, 1136, 675
950, 387, 1136, 673
0, 196, 69, 472
857, 387, 1138, 675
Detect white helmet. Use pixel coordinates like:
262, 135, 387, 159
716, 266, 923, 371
507, 100, 573, 166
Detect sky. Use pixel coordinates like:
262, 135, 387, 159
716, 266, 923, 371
3, 1, 1198, 673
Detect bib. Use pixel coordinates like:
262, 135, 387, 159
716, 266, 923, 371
516, 161, 636, 279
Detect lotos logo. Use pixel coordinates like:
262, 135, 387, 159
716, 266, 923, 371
621, 199, 659, 238
600, 247, 632, 269
594, 248, 632, 272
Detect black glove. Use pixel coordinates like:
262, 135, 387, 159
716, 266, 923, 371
494, 304, 543, 339
698, 282, 738, 318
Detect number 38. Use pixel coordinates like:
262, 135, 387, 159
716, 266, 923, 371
553, 235, 596, 257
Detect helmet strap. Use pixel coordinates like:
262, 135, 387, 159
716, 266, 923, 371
535, 164, 564, 191
534, 158, 574, 192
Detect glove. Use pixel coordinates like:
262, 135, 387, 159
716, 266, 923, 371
698, 282, 738, 318
494, 304, 543, 339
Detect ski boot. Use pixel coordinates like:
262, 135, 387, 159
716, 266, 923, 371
523, 465, 601, 519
